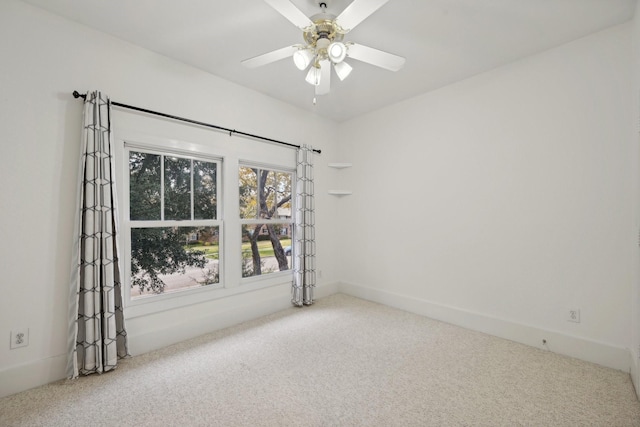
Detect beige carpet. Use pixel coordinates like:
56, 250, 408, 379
1, 294, 639, 426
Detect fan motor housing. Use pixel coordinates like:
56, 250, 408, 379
304, 17, 344, 46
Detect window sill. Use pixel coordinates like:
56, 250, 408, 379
125, 273, 293, 319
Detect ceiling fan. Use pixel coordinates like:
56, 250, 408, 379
242, 0, 405, 98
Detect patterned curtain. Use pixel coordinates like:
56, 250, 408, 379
67, 91, 128, 379
291, 144, 316, 306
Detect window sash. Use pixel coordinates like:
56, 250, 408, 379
238, 165, 294, 280
238, 164, 293, 222
125, 144, 223, 302
127, 145, 221, 223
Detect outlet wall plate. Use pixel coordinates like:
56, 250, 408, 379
10, 328, 29, 349
567, 309, 581, 323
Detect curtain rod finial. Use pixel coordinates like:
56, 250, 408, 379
72, 90, 86, 100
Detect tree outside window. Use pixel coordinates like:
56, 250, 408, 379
128, 150, 220, 298
239, 166, 293, 277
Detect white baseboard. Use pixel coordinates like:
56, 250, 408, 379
0, 353, 67, 398
314, 281, 339, 299
338, 281, 631, 372
632, 349, 640, 397
9, 281, 625, 398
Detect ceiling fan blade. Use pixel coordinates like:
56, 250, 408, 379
347, 43, 405, 72
265, 0, 313, 30
335, 0, 389, 32
241, 45, 298, 68
316, 59, 331, 95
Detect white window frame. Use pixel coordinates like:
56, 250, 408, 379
113, 112, 298, 319
123, 143, 224, 306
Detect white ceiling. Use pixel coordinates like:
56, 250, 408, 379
21, 0, 637, 122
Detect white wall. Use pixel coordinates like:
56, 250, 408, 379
0, 0, 341, 397
631, 1, 640, 397
1, 0, 637, 399
337, 23, 635, 371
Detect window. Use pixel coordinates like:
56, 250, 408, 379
239, 166, 293, 278
127, 149, 221, 299
115, 115, 298, 316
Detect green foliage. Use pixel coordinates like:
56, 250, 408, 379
129, 150, 218, 294
194, 160, 217, 219
129, 152, 161, 220
131, 227, 207, 293
164, 157, 191, 220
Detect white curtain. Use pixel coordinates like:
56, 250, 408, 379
292, 144, 316, 306
67, 91, 128, 379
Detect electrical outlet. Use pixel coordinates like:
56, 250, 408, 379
567, 309, 580, 323
10, 328, 29, 349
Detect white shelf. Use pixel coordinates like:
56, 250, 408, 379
328, 163, 352, 169
329, 163, 352, 195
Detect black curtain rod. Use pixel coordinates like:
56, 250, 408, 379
72, 91, 321, 154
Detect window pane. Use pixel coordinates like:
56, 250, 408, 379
276, 172, 292, 220
194, 160, 217, 220
241, 224, 291, 278
259, 170, 293, 220
263, 170, 277, 218
129, 151, 161, 220
131, 226, 219, 299
164, 157, 191, 220
239, 166, 257, 219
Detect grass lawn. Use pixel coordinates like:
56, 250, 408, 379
189, 239, 292, 259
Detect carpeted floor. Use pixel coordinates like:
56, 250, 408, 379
1, 294, 639, 426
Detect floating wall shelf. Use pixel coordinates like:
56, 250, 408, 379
328, 163, 352, 169
328, 162, 352, 195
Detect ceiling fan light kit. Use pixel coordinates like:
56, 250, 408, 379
243, 0, 405, 98
305, 65, 322, 86
328, 41, 347, 63
333, 60, 352, 81
293, 48, 315, 70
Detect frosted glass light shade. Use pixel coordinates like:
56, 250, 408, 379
328, 42, 347, 63
334, 61, 352, 81
305, 65, 321, 86
293, 49, 314, 70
